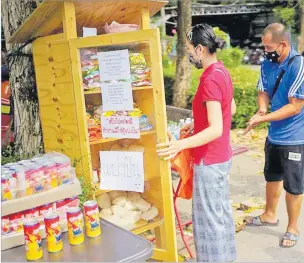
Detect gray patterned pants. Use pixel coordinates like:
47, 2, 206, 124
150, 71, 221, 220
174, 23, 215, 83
192, 160, 237, 262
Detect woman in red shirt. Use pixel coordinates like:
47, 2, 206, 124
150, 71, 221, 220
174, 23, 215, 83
157, 24, 237, 262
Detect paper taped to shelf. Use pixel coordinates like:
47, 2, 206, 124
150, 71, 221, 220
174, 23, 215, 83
101, 81, 133, 111
102, 116, 140, 139
99, 151, 144, 192
98, 49, 131, 81
83, 27, 97, 37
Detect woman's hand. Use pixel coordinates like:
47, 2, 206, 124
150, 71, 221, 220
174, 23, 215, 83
180, 122, 194, 135
156, 140, 185, 160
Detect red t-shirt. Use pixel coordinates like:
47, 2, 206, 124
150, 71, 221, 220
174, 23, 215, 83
192, 61, 233, 165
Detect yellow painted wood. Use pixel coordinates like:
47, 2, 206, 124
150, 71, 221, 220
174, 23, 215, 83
84, 85, 153, 95
89, 130, 157, 145
149, 29, 178, 261
141, 8, 151, 29
9, 0, 168, 44
70, 29, 158, 49
62, 2, 77, 39
32, 37, 84, 174
68, 41, 92, 182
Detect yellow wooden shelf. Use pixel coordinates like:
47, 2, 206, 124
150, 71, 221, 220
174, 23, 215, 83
84, 86, 153, 95
132, 217, 163, 235
89, 129, 156, 145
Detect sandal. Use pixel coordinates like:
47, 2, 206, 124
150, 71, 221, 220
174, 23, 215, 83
280, 232, 299, 248
246, 216, 279, 226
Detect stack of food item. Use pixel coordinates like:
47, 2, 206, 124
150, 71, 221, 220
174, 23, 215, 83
1, 152, 77, 202
129, 53, 152, 87
80, 49, 152, 91
86, 104, 102, 141
97, 191, 159, 230
80, 49, 100, 91
86, 103, 153, 141
102, 102, 153, 132
1, 196, 79, 237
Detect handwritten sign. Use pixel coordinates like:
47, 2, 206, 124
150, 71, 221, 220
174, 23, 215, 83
101, 81, 133, 111
99, 151, 144, 192
98, 50, 131, 81
102, 116, 140, 139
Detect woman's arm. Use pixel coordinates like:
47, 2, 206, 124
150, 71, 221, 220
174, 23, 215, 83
156, 101, 223, 160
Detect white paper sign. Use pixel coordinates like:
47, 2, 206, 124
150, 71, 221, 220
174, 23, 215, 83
83, 27, 97, 37
102, 81, 133, 111
102, 116, 140, 139
99, 151, 144, 192
98, 50, 131, 81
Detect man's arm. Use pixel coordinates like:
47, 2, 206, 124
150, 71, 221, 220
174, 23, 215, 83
263, 98, 304, 122
257, 91, 270, 114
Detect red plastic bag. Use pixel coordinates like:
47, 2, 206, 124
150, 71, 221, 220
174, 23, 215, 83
170, 133, 194, 199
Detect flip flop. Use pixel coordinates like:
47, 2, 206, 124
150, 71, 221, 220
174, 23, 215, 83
246, 216, 279, 226
280, 232, 299, 248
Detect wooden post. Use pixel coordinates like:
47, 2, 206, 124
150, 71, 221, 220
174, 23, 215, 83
62, 2, 77, 39
141, 7, 150, 30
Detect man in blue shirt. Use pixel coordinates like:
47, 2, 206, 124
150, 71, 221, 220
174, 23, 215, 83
245, 23, 304, 248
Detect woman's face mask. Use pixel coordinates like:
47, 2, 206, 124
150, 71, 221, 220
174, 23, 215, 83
187, 46, 203, 69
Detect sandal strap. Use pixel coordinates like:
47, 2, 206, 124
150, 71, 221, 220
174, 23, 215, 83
283, 232, 299, 241
251, 216, 262, 226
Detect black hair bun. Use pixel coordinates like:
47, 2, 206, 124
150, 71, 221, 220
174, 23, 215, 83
215, 37, 226, 50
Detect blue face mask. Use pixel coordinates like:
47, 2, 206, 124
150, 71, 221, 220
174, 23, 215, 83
187, 46, 203, 69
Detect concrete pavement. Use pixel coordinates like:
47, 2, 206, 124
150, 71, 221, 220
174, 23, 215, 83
175, 152, 304, 262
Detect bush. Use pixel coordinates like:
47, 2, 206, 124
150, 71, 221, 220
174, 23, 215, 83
217, 47, 245, 68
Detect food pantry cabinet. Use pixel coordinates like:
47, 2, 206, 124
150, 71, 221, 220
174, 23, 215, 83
9, 0, 178, 261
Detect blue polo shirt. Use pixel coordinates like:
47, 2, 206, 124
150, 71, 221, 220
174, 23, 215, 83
257, 47, 304, 145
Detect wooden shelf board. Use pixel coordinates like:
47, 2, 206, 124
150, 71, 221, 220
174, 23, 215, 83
132, 217, 163, 235
84, 86, 153, 95
89, 130, 156, 145
1, 181, 82, 217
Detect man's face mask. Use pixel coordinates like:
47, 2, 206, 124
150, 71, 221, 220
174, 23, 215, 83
188, 46, 203, 69
264, 44, 282, 63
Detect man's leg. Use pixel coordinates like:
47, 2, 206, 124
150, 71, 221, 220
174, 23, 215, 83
283, 193, 303, 246
260, 181, 283, 223
247, 140, 283, 224
280, 144, 304, 247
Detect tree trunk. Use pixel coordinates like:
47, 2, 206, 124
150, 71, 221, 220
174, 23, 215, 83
2, 0, 42, 157
172, 0, 192, 108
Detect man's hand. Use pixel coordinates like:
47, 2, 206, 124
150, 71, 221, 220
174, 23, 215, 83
243, 108, 267, 135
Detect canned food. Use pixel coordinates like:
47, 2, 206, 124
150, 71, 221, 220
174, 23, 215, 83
39, 203, 53, 216
2, 219, 11, 235
1, 174, 12, 201
44, 213, 63, 253
65, 196, 79, 207
66, 207, 84, 245
83, 200, 101, 238
8, 164, 26, 198
56, 199, 67, 210
23, 219, 43, 261
24, 208, 39, 219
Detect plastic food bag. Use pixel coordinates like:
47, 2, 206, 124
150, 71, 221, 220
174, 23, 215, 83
103, 21, 139, 34
170, 133, 194, 199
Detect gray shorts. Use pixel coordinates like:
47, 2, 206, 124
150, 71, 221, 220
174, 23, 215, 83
192, 160, 236, 262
